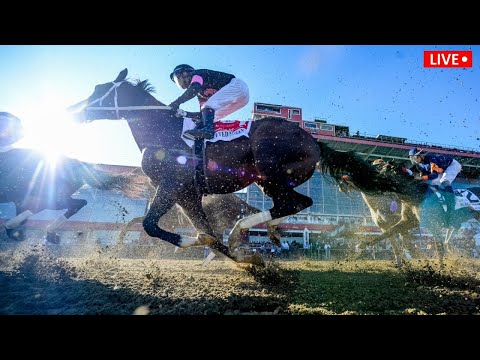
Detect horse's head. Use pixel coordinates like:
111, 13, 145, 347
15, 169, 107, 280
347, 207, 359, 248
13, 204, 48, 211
68, 68, 170, 124
338, 175, 357, 193
372, 159, 401, 176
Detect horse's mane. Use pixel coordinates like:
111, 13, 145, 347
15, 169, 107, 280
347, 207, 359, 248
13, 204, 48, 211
317, 142, 429, 199
131, 79, 156, 93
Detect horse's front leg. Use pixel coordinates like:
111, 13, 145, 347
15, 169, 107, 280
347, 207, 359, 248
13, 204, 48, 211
45, 198, 88, 244
176, 187, 261, 264
118, 216, 144, 245
142, 187, 212, 248
175, 186, 216, 247
2, 208, 35, 241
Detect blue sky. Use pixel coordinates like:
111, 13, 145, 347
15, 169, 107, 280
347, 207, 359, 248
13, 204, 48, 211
0, 45, 478, 166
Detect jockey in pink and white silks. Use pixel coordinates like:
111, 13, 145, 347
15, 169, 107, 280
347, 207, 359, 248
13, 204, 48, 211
168, 64, 249, 141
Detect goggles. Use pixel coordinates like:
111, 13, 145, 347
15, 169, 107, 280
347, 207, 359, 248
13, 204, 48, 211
172, 71, 190, 90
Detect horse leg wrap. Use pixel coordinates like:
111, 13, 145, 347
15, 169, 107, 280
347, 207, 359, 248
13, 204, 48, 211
5, 210, 34, 229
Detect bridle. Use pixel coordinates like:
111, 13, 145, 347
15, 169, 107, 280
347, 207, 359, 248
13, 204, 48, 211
339, 175, 356, 193
84, 81, 171, 121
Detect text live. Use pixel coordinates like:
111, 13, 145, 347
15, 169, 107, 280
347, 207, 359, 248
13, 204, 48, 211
424, 50, 473, 68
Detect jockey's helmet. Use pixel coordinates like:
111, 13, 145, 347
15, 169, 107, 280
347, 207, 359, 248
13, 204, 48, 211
170, 64, 194, 90
408, 147, 422, 164
408, 147, 422, 157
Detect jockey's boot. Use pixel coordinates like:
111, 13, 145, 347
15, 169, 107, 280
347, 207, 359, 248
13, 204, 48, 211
443, 186, 455, 225
182, 107, 215, 140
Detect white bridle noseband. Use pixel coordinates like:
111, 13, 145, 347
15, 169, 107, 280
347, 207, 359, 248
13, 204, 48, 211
84, 81, 171, 121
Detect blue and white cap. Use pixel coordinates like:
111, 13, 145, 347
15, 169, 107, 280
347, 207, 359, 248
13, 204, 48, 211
408, 147, 422, 157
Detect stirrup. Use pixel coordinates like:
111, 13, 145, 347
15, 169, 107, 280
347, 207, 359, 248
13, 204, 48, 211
183, 129, 213, 140
182, 132, 199, 141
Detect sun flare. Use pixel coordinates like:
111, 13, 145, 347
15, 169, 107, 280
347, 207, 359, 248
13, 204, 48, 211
8, 89, 141, 167
10, 94, 102, 165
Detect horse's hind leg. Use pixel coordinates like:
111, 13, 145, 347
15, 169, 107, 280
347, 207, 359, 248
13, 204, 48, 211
269, 188, 313, 219
388, 236, 404, 267
227, 187, 312, 251
266, 216, 288, 247
444, 226, 455, 253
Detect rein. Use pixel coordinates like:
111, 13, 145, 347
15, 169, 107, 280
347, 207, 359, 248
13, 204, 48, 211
84, 81, 171, 120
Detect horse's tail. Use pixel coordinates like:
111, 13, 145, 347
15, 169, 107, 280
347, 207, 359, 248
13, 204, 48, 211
317, 141, 405, 194
77, 161, 148, 199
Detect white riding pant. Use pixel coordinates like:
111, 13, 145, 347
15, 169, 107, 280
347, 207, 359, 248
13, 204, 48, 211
430, 159, 462, 187
201, 78, 249, 121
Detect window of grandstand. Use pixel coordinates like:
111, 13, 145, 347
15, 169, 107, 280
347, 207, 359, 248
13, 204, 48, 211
288, 109, 301, 119
252, 114, 269, 121
335, 126, 349, 137
320, 124, 334, 131
304, 123, 318, 129
376, 134, 407, 144
255, 104, 281, 114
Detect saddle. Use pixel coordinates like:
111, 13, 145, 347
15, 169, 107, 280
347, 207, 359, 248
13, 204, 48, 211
181, 117, 252, 195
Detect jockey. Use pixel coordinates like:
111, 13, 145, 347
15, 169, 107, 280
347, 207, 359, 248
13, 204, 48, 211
409, 147, 462, 211
0, 112, 24, 151
168, 64, 250, 140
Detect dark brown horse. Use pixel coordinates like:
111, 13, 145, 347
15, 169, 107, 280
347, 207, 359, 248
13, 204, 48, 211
318, 142, 480, 266
0, 148, 141, 243
117, 182, 281, 247
339, 175, 419, 264
69, 69, 320, 264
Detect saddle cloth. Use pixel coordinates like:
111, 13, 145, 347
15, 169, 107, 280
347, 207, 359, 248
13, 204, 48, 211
181, 118, 252, 148
430, 186, 480, 211
454, 188, 480, 211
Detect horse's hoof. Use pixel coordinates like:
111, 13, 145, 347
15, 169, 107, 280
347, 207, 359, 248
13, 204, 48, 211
7, 227, 26, 241
242, 253, 265, 268
197, 233, 216, 246
178, 234, 216, 248
174, 246, 185, 253
228, 227, 250, 251
46, 232, 60, 244
268, 225, 282, 247
231, 247, 265, 267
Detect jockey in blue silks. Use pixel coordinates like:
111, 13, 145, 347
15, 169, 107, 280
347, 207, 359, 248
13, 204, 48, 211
409, 147, 462, 212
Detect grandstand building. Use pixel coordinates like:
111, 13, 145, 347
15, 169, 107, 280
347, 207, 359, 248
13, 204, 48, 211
1, 102, 479, 251
244, 102, 480, 246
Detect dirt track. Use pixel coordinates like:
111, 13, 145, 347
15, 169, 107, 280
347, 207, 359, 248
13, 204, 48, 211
0, 241, 295, 315
2, 239, 480, 315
